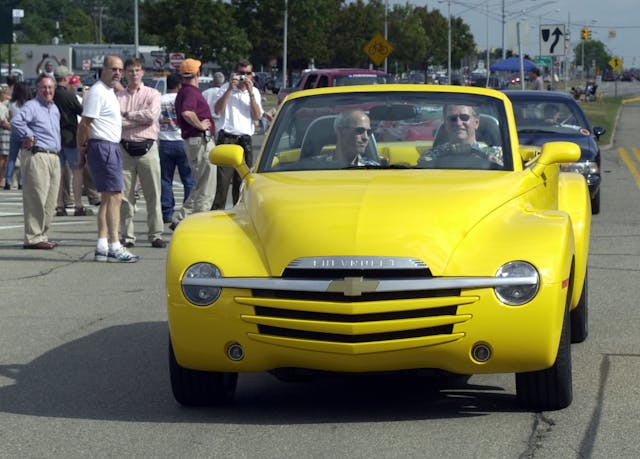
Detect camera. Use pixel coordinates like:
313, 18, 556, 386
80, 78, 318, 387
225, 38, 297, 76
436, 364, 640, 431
42, 53, 49, 59
239, 75, 246, 82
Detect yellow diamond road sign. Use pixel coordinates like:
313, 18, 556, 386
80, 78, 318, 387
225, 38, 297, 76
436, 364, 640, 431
609, 56, 623, 72
364, 32, 393, 66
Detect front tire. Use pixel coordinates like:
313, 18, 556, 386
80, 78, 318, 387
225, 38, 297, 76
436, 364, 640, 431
515, 302, 573, 410
570, 271, 589, 343
169, 340, 238, 407
591, 190, 600, 215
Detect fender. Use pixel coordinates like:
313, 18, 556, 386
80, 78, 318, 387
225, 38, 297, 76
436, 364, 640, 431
557, 172, 591, 310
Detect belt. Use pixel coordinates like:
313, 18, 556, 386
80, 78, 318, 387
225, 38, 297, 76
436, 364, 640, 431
219, 130, 251, 141
33, 147, 59, 154
186, 131, 211, 140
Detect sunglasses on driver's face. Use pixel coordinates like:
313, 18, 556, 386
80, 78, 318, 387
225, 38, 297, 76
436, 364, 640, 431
447, 114, 472, 122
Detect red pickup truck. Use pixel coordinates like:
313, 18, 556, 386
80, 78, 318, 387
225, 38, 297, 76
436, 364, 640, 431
277, 68, 390, 105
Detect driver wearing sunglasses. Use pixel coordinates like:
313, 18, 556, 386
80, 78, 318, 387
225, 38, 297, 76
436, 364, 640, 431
422, 103, 503, 168
442, 104, 480, 147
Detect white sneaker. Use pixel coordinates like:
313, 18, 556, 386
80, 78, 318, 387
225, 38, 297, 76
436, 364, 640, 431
107, 246, 140, 263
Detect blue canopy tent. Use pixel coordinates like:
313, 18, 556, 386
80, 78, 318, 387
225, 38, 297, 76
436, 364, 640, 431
490, 57, 537, 72
490, 57, 538, 89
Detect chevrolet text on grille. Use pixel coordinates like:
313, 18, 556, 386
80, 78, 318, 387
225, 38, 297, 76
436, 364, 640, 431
287, 256, 428, 270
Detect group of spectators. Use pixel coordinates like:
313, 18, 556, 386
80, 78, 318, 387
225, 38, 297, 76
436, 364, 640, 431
2, 54, 264, 263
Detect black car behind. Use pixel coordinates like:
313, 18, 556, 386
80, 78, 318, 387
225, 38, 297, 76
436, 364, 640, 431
504, 90, 605, 214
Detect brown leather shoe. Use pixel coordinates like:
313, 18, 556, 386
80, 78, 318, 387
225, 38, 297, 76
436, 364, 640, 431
24, 241, 56, 250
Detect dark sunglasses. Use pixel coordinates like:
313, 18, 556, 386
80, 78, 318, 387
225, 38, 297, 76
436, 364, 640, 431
352, 127, 372, 135
447, 114, 472, 122
237, 71, 252, 75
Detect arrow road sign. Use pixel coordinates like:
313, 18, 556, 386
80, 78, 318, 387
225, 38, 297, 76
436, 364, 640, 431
540, 24, 565, 56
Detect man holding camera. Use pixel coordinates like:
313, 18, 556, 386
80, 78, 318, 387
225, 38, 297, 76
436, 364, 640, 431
36, 54, 64, 78
211, 59, 263, 209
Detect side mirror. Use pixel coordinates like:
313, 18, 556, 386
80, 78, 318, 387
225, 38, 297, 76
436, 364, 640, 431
519, 145, 541, 163
531, 141, 581, 177
593, 126, 605, 140
209, 144, 250, 179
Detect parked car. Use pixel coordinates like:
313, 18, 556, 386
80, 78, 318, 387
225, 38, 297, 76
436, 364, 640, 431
167, 84, 591, 411
504, 90, 605, 213
470, 75, 508, 90
142, 75, 167, 94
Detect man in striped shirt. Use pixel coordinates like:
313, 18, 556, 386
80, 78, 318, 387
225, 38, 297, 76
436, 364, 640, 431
117, 57, 165, 248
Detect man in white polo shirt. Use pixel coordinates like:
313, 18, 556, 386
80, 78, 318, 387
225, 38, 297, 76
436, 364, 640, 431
78, 55, 139, 263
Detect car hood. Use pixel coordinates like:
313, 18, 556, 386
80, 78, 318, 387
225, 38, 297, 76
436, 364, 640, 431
517, 132, 598, 161
246, 170, 530, 275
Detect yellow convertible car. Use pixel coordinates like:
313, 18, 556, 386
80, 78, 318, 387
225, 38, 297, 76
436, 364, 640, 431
166, 85, 591, 411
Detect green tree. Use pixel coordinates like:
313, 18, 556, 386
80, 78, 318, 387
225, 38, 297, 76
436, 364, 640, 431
141, 0, 250, 67
333, 0, 382, 68
414, 6, 448, 68
574, 39, 611, 75
387, 3, 429, 72
231, 0, 282, 71
285, 0, 338, 69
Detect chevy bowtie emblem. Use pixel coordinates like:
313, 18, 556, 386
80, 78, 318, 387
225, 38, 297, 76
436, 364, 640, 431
327, 277, 379, 296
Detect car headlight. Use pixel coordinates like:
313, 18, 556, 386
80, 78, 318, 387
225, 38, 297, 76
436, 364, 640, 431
494, 261, 539, 306
560, 160, 599, 175
182, 263, 222, 306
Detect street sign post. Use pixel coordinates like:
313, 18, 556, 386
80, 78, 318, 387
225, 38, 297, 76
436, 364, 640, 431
169, 52, 185, 70
540, 24, 565, 56
364, 32, 393, 67
609, 56, 623, 73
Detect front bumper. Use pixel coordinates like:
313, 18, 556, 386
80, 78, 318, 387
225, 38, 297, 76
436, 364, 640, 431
168, 276, 566, 376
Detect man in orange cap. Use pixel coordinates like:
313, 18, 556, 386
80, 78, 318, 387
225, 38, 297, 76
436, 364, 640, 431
170, 58, 216, 229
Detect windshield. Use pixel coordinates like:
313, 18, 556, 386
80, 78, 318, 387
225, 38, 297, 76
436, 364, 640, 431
510, 98, 589, 134
334, 74, 388, 86
259, 90, 512, 172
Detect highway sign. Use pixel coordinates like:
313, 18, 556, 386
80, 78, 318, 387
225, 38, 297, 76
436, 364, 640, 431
364, 32, 393, 66
540, 24, 565, 56
534, 56, 552, 69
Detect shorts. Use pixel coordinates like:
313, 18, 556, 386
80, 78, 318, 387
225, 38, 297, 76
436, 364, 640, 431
86, 139, 124, 192
59, 146, 80, 169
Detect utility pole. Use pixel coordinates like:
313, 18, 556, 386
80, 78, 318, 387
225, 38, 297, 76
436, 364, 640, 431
282, 0, 288, 89
93, 6, 107, 44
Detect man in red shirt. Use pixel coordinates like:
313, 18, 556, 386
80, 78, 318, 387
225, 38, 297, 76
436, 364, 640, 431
170, 58, 217, 229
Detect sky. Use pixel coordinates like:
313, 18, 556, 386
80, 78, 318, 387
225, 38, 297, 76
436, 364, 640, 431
393, 0, 640, 69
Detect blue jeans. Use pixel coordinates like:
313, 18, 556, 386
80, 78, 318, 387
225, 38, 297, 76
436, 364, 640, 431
159, 139, 195, 220
5, 133, 22, 187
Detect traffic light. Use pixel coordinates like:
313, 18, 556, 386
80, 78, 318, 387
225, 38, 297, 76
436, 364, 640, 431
580, 28, 587, 40
586, 28, 592, 40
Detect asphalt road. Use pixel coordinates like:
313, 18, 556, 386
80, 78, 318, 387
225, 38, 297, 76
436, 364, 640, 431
1, 104, 640, 457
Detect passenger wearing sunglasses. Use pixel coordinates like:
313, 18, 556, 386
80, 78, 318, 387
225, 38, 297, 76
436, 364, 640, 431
331, 109, 379, 166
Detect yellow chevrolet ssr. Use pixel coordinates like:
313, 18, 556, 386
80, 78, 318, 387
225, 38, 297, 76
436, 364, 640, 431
167, 85, 590, 411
